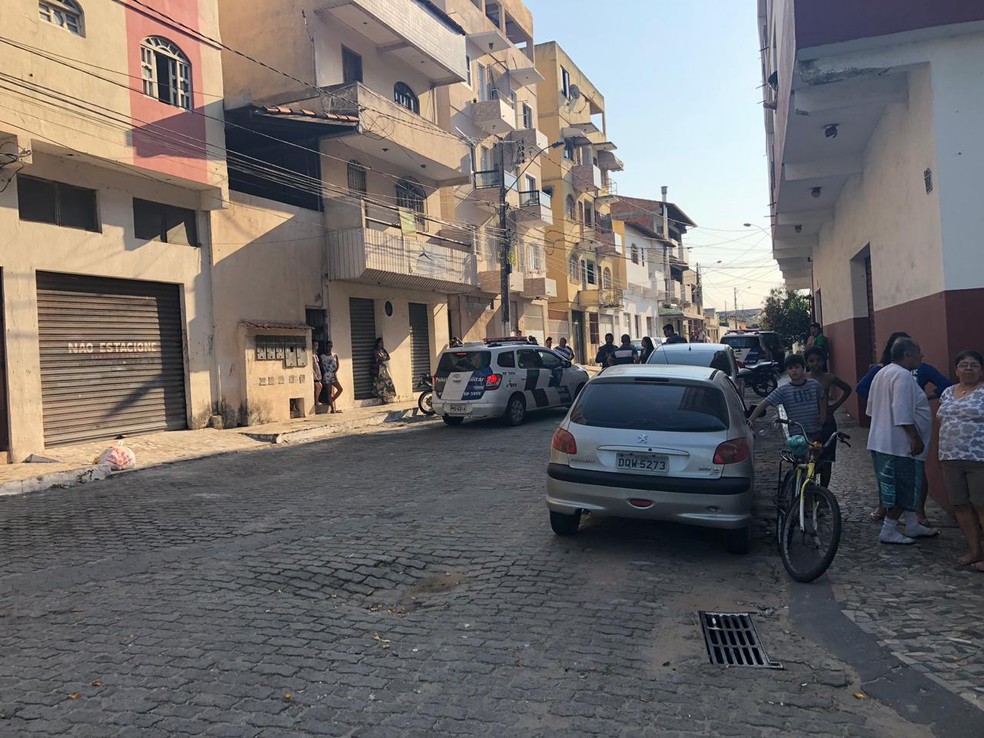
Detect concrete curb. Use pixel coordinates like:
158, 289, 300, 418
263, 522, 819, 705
242, 408, 418, 444
0, 464, 113, 497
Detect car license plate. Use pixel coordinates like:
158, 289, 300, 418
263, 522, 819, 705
448, 404, 468, 414
616, 453, 668, 472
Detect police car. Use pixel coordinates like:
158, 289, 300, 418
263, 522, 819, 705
432, 339, 590, 426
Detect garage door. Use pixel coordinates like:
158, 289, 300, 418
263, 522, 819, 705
408, 303, 430, 382
37, 272, 187, 446
349, 297, 376, 400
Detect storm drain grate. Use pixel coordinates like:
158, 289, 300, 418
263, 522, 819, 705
699, 611, 783, 669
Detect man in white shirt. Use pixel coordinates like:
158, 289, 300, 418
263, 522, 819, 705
866, 337, 938, 543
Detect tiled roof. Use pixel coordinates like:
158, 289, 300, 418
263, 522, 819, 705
254, 105, 359, 125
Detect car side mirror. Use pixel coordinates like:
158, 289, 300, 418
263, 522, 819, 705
745, 404, 758, 418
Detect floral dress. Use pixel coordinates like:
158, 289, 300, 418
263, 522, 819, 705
371, 349, 397, 402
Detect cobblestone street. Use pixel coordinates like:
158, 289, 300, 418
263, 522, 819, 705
0, 411, 967, 736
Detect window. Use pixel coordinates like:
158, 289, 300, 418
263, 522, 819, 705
631, 243, 639, 264
466, 55, 472, 88
517, 349, 542, 370
538, 349, 562, 369
635, 315, 641, 337
39, 0, 83, 34
565, 195, 576, 220
584, 203, 593, 228
17, 175, 98, 231
561, 66, 571, 99
476, 62, 488, 101
393, 82, 419, 113
588, 313, 600, 345
496, 351, 515, 368
568, 252, 579, 282
524, 175, 536, 194
571, 382, 729, 433
602, 267, 612, 290
141, 37, 192, 109
133, 198, 198, 245
585, 260, 596, 286
347, 160, 367, 196
522, 103, 533, 130
395, 176, 426, 227
342, 46, 363, 84
563, 141, 575, 161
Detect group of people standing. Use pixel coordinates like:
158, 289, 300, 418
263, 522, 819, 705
311, 336, 397, 412
752, 325, 984, 566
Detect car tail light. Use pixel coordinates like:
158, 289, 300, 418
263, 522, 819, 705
713, 438, 750, 465
551, 427, 577, 454
485, 373, 503, 390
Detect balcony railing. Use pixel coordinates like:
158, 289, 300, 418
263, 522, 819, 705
514, 189, 553, 227
473, 169, 519, 191
326, 227, 477, 294
599, 286, 624, 307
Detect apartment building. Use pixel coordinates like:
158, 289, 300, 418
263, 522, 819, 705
610, 195, 701, 341
535, 42, 623, 364
217, 0, 473, 419
432, 0, 556, 343
759, 0, 984, 416
0, 0, 225, 459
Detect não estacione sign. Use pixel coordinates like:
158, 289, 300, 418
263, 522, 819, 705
67, 342, 161, 353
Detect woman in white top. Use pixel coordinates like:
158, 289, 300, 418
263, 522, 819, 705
938, 350, 984, 569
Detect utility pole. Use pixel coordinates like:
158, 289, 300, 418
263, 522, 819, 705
497, 139, 513, 337
733, 286, 738, 327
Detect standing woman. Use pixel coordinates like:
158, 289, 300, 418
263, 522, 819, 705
320, 340, 343, 413
938, 350, 984, 569
312, 340, 323, 410
640, 336, 656, 363
371, 337, 397, 404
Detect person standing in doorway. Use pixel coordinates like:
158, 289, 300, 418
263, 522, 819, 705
555, 337, 574, 362
663, 324, 687, 344
320, 340, 343, 413
805, 322, 829, 363
312, 341, 324, 411
371, 337, 397, 404
866, 337, 939, 544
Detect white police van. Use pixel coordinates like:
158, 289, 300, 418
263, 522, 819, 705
432, 339, 590, 426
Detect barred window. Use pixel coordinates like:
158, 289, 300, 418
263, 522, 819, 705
394, 82, 419, 114
347, 160, 367, 196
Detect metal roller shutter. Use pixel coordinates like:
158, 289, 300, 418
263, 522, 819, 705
349, 297, 376, 400
36, 272, 187, 446
408, 303, 430, 382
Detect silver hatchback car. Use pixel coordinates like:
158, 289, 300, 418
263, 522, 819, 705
546, 364, 755, 553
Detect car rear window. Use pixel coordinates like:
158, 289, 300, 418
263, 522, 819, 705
437, 351, 491, 376
722, 335, 760, 349
571, 381, 730, 432
649, 349, 732, 374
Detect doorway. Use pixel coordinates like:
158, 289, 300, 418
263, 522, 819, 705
571, 310, 585, 364
408, 303, 431, 382
349, 298, 376, 400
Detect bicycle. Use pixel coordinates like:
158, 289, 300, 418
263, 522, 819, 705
774, 418, 851, 582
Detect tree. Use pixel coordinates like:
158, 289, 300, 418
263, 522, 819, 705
760, 288, 811, 351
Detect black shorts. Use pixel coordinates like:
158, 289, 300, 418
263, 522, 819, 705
817, 417, 837, 463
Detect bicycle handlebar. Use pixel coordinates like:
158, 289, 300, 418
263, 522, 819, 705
774, 417, 851, 449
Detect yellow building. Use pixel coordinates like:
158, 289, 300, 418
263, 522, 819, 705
534, 42, 623, 364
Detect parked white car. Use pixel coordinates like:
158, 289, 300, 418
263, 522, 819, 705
433, 340, 589, 426
546, 364, 755, 553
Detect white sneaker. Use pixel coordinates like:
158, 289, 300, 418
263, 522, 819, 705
880, 528, 916, 545
904, 522, 939, 538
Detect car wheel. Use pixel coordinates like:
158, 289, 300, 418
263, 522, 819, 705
504, 394, 526, 426
442, 415, 464, 426
550, 509, 581, 536
725, 525, 752, 555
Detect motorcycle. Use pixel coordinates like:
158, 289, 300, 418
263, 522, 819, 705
740, 361, 780, 398
416, 373, 435, 415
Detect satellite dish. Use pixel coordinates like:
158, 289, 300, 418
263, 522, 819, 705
568, 84, 581, 101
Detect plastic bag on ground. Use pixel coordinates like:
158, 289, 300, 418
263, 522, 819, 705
95, 441, 136, 471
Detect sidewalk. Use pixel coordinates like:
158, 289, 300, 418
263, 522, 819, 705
0, 399, 431, 497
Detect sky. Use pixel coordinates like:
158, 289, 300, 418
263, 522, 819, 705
525, 0, 781, 313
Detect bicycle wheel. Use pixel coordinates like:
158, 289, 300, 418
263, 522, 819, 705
779, 483, 841, 583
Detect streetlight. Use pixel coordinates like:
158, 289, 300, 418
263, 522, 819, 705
497, 139, 565, 336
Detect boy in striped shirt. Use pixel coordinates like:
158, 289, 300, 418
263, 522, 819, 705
748, 354, 826, 435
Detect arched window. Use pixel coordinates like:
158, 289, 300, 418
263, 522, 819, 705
396, 176, 426, 227
39, 0, 83, 34
630, 243, 639, 264
347, 160, 367, 196
394, 82, 419, 114
565, 195, 576, 220
603, 267, 612, 290
141, 37, 192, 109
568, 252, 579, 283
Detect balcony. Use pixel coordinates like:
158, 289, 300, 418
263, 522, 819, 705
323, 83, 469, 183
513, 189, 552, 227
599, 286, 624, 308
472, 169, 519, 204
320, 0, 467, 85
522, 277, 557, 299
593, 225, 619, 255
469, 97, 516, 135
326, 227, 477, 294
506, 127, 549, 167
597, 150, 624, 171
571, 163, 602, 193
